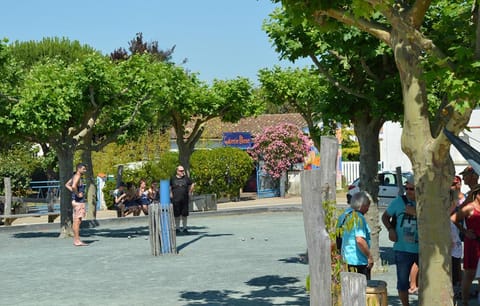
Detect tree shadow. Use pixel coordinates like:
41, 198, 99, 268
177, 233, 233, 253
278, 252, 308, 265
179, 275, 309, 305
380, 246, 395, 265
12, 232, 59, 238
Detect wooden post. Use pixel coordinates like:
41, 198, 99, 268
341, 272, 367, 306
4, 177, 12, 216
301, 136, 337, 306
148, 203, 161, 256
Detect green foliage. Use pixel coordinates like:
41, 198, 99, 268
10, 37, 98, 69
91, 130, 171, 176
144, 152, 179, 180
341, 128, 360, 161
190, 147, 254, 198
0, 143, 43, 196
102, 180, 117, 209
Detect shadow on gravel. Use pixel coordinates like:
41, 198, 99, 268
12, 232, 59, 238
380, 246, 395, 265
179, 275, 308, 305
177, 233, 233, 252
278, 252, 308, 265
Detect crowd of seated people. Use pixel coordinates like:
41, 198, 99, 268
113, 180, 159, 217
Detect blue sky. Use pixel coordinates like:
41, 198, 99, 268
1, 0, 309, 83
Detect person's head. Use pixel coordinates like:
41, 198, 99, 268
176, 165, 185, 177
403, 174, 415, 200
460, 166, 479, 187
451, 175, 462, 190
118, 182, 126, 191
139, 179, 146, 188
150, 181, 157, 189
76, 163, 87, 174
349, 191, 372, 215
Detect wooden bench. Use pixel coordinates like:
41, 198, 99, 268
0, 212, 60, 226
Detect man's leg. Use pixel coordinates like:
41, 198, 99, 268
73, 217, 81, 244
72, 202, 87, 246
395, 251, 415, 306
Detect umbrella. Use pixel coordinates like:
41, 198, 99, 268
444, 128, 480, 175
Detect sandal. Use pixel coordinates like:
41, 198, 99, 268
408, 287, 418, 295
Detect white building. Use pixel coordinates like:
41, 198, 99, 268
379, 110, 480, 180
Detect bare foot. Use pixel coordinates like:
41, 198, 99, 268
74, 241, 88, 246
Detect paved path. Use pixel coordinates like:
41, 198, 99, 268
0, 193, 470, 305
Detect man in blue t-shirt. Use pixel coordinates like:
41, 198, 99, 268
381, 177, 418, 306
337, 191, 373, 279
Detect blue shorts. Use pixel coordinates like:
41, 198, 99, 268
395, 250, 419, 291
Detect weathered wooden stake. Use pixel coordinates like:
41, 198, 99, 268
4, 177, 11, 217
301, 136, 337, 306
341, 272, 367, 306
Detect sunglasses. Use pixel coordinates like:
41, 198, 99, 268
405, 187, 415, 191
178, 169, 185, 172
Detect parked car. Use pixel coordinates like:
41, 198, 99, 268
346, 171, 413, 206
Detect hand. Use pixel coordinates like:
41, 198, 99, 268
388, 228, 398, 242
367, 255, 374, 269
465, 229, 477, 240
405, 205, 416, 216
77, 192, 83, 198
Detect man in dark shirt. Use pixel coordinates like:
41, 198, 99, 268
170, 165, 194, 233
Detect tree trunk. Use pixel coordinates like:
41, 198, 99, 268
57, 145, 75, 238
176, 138, 195, 174
81, 149, 97, 219
392, 29, 454, 306
353, 115, 383, 270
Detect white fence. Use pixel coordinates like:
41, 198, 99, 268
342, 161, 360, 185
341, 161, 384, 185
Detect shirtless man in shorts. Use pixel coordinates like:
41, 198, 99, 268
65, 163, 88, 246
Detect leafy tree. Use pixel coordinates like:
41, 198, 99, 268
262, 8, 404, 268
249, 123, 309, 179
2, 41, 163, 236
277, 1, 480, 304
153, 68, 261, 172
110, 32, 175, 63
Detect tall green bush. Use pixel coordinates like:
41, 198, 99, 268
190, 147, 254, 198
101, 152, 179, 209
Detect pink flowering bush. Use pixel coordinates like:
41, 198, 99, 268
249, 123, 310, 179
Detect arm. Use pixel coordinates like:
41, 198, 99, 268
115, 193, 126, 204
189, 183, 195, 194
381, 210, 397, 242
451, 204, 475, 239
355, 236, 373, 268
71, 174, 81, 196
65, 178, 73, 192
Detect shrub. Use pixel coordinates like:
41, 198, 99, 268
190, 147, 254, 198
248, 123, 310, 179
0, 143, 43, 196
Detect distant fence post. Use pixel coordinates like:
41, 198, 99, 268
4, 177, 12, 216
301, 136, 337, 306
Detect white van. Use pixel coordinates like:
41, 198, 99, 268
346, 171, 413, 206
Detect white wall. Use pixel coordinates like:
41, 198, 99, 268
379, 121, 412, 172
